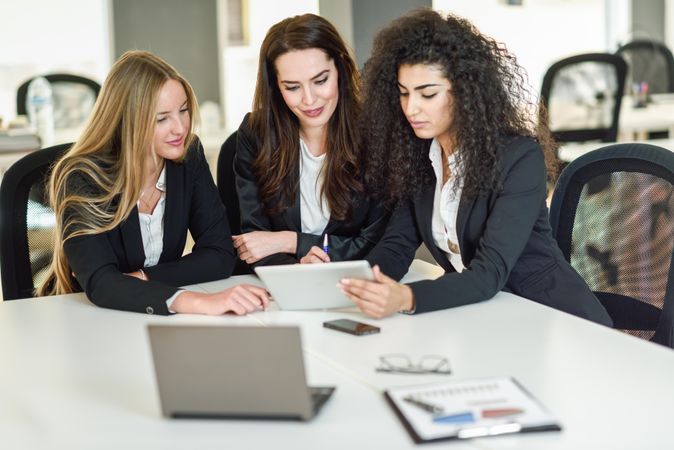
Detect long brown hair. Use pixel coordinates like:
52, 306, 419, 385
38, 50, 199, 296
250, 13, 363, 220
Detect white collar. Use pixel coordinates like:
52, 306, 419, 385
155, 165, 167, 193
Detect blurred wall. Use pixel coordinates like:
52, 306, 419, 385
352, 0, 432, 67
112, 0, 221, 104
632, 0, 665, 42
0, 0, 110, 121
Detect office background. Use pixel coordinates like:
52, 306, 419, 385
1, 0, 673, 133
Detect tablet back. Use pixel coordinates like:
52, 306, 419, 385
254, 260, 373, 310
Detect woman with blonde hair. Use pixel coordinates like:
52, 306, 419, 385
38, 50, 269, 315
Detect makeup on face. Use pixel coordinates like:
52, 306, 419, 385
275, 48, 340, 133
397, 63, 455, 149
153, 79, 190, 162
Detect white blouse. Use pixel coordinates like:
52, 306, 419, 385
429, 139, 465, 272
137, 167, 181, 311
299, 138, 330, 235
138, 166, 167, 267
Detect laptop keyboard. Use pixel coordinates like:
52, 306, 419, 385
309, 386, 336, 413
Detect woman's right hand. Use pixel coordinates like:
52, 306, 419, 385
299, 246, 331, 264
171, 284, 271, 315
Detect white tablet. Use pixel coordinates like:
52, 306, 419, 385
254, 260, 374, 310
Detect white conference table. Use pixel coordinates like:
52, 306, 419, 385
2, 261, 674, 449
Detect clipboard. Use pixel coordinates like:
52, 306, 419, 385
384, 376, 561, 444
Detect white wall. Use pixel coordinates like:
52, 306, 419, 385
667, 0, 674, 51
0, 0, 110, 122
222, 0, 319, 131
432, 0, 613, 99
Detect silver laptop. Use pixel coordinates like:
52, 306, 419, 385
148, 325, 335, 420
254, 260, 374, 310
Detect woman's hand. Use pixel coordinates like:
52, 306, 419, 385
338, 265, 415, 319
299, 246, 331, 264
232, 231, 297, 264
170, 284, 271, 315
125, 269, 147, 280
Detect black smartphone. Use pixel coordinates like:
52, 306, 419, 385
323, 319, 380, 336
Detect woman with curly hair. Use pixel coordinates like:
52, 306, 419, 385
233, 14, 388, 266
340, 9, 612, 326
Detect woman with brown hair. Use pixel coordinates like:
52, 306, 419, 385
38, 50, 269, 315
233, 13, 388, 266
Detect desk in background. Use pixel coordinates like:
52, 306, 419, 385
619, 94, 674, 140
0, 127, 229, 179
1, 260, 673, 449
558, 138, 674, 163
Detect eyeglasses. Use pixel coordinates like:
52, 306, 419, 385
376, 354, 452, 375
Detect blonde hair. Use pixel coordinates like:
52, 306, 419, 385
38, 50, 200, 296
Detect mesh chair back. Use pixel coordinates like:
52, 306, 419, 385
616, 40, 674, 94
541, 53, 627, 143
217, 132, 251, 275
16, 74, 101, 129
0, 143, 71, 300
550, 143, 674, 347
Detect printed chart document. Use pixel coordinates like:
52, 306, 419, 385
384, 376, 561, 444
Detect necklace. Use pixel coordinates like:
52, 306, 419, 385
139, 187, 159, 209
139, 162, 165, 210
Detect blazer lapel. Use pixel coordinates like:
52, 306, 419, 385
456, 193, 476, 265
281, 167, 302, 231
119, 209, 145, 269
417, 184, 455, 272
161, 161, 179, 261
417, 185, 435, 249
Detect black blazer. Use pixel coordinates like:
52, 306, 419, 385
64, 142, 235, 315
234, 114, 389, 266
367, 136, 612, 326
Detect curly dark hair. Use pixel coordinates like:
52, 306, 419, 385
362, 8, 556, 203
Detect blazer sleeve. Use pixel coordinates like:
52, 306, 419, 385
233, 114, 297, 266
64, 144, 235, 315
409, 139, 549, 314
366, 200, 421, 281
65, 232, 178, 315
142, 144, 236, 286
295, 200, 390, 262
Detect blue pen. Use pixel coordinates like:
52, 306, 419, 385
433, 411, 475, 424
323, 233, 329, 255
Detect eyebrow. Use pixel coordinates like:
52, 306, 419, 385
157, 100, 188, 115
397, 82, 444, 91
280, 69, 330, 85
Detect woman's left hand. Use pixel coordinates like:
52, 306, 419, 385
232, 231, 297, 264
300, 246, 331, 264
338, 265, 415, 318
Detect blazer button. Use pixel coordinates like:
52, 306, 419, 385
146, 306, 154, 315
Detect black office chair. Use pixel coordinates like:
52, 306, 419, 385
16, 74, 101, 129
0, 143, 71, 300
217, 131, 252, 275
616, 39, 674, 94
540, 53, 627, 143
549, 143, 674, 347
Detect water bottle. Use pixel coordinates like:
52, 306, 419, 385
26, 76, 55, 146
